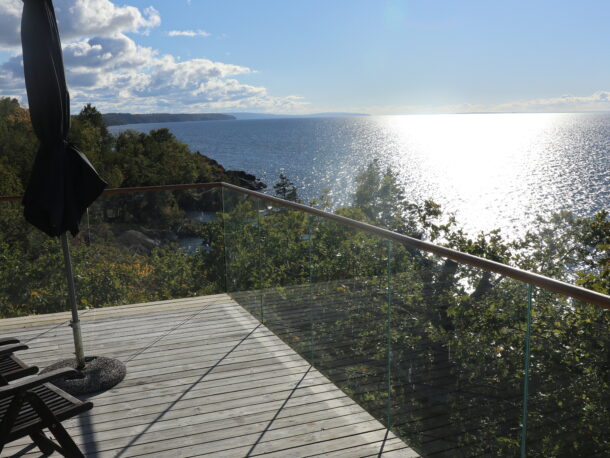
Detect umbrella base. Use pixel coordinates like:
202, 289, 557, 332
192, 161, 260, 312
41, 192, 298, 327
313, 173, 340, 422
41, 356, 126, 395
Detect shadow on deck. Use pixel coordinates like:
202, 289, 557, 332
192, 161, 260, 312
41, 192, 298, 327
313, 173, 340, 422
0, 294, 416, 457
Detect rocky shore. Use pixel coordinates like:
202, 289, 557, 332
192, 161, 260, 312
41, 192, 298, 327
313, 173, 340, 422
196, 154, 266, 191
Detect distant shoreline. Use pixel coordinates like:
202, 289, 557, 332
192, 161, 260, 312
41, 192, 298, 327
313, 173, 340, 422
102, 113, 235, 126
103, 111, 370, 126
102, 111, 609, 127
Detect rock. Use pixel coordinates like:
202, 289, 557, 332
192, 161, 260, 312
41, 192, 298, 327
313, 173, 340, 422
196, 152, 267, 190
117, 229, 159, 254
162, 231, 179, 242
225, 169, 266, 190
140, 228, 178, 242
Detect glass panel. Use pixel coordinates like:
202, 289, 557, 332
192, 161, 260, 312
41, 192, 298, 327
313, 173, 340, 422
390, 245, 528, 457
309, 217, 391, 426
224, 188, 313, 357
255, 201, 312, 357
221, 187, 263, 319
83, 187, 223, 304
0, 190, 220, 311
0, 200, 74, 317
527, 291, 609, 456
0, 188, 224, 365
77, 187, 224, 355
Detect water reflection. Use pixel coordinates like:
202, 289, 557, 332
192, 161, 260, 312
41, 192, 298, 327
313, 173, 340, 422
346, 113, 608, 237
379, 114, 563, 237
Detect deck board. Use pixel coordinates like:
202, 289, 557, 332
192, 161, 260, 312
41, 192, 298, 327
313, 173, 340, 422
0, 294, 417, 457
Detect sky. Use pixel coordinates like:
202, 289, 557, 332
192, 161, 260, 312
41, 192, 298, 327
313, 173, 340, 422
0, 0, 609, 115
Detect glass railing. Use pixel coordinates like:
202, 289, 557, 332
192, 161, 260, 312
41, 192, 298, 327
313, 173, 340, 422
0, 198, 74, 317
526, 292, 608, 456
1, 183, 608, 457
389, 257, 527, 456
0, 186, 225, 359
219, 184, 609, 457
84, 186, 225, 304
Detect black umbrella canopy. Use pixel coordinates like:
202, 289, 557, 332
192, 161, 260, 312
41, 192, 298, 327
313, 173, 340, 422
21, 0, 106, 237
19, 0, 127, 379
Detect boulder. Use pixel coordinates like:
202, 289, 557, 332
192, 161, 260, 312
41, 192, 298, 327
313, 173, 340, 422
225, 169, 266, 190
117, 229, 159, 254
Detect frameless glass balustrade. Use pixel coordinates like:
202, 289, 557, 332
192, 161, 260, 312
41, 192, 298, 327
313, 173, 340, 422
1, 183, 608, 457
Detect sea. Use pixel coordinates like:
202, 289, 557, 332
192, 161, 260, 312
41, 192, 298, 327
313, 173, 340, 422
109, 113, 610, 239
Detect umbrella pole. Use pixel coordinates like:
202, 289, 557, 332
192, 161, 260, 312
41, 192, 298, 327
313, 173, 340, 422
61, 233, 86, 370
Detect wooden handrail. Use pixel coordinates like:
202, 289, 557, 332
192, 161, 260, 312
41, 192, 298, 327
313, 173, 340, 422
2, 182, 609, 309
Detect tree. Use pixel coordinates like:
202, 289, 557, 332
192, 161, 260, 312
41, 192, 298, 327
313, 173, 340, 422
274, 171, 299, 202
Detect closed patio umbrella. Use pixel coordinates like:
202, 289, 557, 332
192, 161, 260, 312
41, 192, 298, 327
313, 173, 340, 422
21, 0, 107, 370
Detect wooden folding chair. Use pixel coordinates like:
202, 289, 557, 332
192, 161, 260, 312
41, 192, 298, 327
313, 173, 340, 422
0, 368, 93, 457
0, 338, 39, 385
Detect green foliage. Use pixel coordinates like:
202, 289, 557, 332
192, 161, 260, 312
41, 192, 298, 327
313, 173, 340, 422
577, 210, 610, 293
149, 244, 217, 299
0, 98, 38, 186
353, 159, 454, 240
76, 103, 105, 128
114, 129, 198, 187
0, 160, 23, 196
353, 159, 408, 232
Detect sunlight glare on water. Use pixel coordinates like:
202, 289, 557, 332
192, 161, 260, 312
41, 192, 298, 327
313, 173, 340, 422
379, 114, 562, 236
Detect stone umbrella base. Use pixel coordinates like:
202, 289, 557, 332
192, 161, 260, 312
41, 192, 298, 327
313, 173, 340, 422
41, 356, 126, 396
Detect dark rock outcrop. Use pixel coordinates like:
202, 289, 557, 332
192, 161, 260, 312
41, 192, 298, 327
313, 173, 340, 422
117, 230, 159, 254
225, 170, 266, 191
195, 153, 266, 191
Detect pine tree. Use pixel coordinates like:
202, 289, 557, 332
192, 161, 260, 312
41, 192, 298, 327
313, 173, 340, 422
273, 172, 298, 202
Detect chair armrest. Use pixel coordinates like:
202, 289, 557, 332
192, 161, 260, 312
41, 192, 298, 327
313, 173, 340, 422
0, 343, 29, 356
0, 337, 20, 346
0, 368, 77, 399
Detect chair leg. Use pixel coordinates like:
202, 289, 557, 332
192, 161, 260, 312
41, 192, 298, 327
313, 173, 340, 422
0, 392, 24, 450
26, 392, 85, 458
30, 430, 56, 455
47, 422, 84, 458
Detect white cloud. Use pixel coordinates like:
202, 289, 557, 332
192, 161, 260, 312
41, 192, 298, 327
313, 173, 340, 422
62, 34, 156, 70
0, 0, 160, 49
492, 91, 610, 113
0, 55, 22, 90
55, 0, 160, 39
168, 29, 210, 37
362, 91, 610, 116
0, 1, 22, 49
0, 0, 305, 113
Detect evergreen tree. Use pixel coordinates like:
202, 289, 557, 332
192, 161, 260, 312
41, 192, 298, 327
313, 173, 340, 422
273, 171, 299, 202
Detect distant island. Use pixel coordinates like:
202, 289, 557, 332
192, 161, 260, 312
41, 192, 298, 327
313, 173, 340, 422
103, 111, 370, 126
102, 112, 235, 126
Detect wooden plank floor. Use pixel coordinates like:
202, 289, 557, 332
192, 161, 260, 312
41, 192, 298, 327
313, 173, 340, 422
0, 294, 418, 457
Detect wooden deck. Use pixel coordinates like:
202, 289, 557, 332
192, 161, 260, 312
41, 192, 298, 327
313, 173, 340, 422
0, 294, 417, 457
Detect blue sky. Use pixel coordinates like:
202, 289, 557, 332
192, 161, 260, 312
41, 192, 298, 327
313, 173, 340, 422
1, 0, 609, 114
